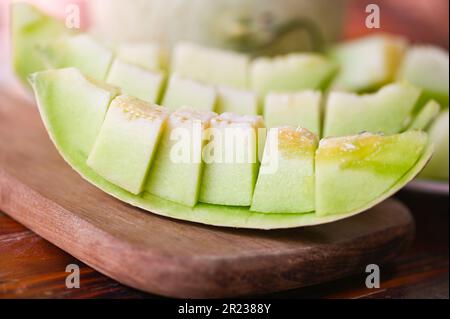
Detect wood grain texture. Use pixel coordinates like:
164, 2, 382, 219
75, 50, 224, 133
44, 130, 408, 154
0, 89, 416, 298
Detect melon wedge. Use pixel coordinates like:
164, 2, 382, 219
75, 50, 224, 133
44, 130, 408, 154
216, 87, 258, 115
116, 42, 167, 72
407, 100, 441, 131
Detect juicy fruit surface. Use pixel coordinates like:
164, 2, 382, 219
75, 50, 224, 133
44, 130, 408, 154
316, 131, 428, 216
116, 42, 167, 72
323, 83, 421, 137
251, 127, 318, 213
87, 96, 168, 194
216, 87, 258, 115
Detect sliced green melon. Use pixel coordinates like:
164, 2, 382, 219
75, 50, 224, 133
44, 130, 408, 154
216, 87, 258, 115
116, 42, 167, 71
250, 53, 338, 97
199, 113, 264, 206
87, 95, 169, 194
12, 2, 70, 85
397, 45, 449, 107
106, 58, 165, 103
264, 91, 322, 135
28, 68, 119, 155
145, 108, 217, 206
162, 74, 217, 111
41, 34, 114, 81
172, 42, 249, 88
316, 131, 428, 216
420, 111, 449, 180
330, 34, 407, 92
323, 83, 421, 137
251, 127, 318, 213
407, 100, 441, 131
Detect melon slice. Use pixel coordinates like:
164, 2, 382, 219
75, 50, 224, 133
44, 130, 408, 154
323, 83, 421, 137
330, 34, 407, 92
116, 42, 167, 71
250, 53, 338, 97
397, 45, 449, 107
28, 68, 119, 155
316, 131, 428, 216
12, 2, 70, 85
264, 91, 322, 135
199, 113, 265, 206
162, 74, 217, 111
251, 127, 318, 213
87, 95, 169, 194
41, 34, 114, 81
407, 100, 441, 131
420, 111, 449, 180
106, 58, 165, 103
145, 108, 217, 206
172, 42, 249, 88
216, 87, 258, 115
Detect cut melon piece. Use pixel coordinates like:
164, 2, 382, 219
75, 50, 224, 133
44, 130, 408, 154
106, 58, 165, 103
12, 2, 70, 85
323, 83, 421, 137
397, 45, 449, 107
216, 87, 258, 115
407, 100, 441, 131
116, 42, 167, 71
316, 131, 428, 216
250, 53, 338, 97
162, 74, 217, 111
199, 113, 264, 206
420, 111, 449, 180
330, 34, 407, 92
172, 42, 249, 88
28, 67, 119, 155
42, 34, 114, 81
145, 108, 217, 206
264, 91, 322, 135
251, 127, 318, 213
87, 95, 169, 194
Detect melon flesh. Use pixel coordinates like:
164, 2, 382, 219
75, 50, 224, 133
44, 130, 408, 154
199, 113, 264, 206
316, 131, 428, 216
216, 86, 258, 115
397, 46, 449, 107
407, 100, 441, 131
323, 83, 421, 137
172, 42, 249, 88
162, 74, 217, 111
116, 42, 167, 71
330, 34, 407, 92
28, 68, 119, 155
42, 34, 114, 81
264, 91, 322, 135
250, 53, 338, 97
145, 108, 217, 206
251, 127, 318, 213
87, 95, 169, 194
106, 58, 165, 103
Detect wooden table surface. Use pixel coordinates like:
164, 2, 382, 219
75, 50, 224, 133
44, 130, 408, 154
0, 0, 449, 299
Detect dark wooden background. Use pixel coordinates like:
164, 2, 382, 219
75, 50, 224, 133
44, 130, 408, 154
0, 0, 449, 298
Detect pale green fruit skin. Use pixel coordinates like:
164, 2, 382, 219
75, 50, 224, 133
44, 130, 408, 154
216, 87, 258, 115
330, 34, 407, 92
162, 74, 217, 111
407, 100, 441, 131
28, 68, 119, 156
420, 111, 449, 180
106, 58, 165, 103
42, 34, 114, 81
250, 53, 338, 97
264, 91, 321, 135
316, 131, 428, 216
323, 83, 421, 137
116, 42, 167, 72
172, 42, 249, 88
397, 46, 449, 107
251, 127, 317, 213
87, 95, 168, 194
145, 109, 216, 207
12, 2, 70, 86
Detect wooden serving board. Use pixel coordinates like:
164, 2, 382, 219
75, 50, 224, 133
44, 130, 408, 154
0, 88, 415, 298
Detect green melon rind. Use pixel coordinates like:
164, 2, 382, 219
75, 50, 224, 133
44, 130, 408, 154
31, 81, 433, 228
